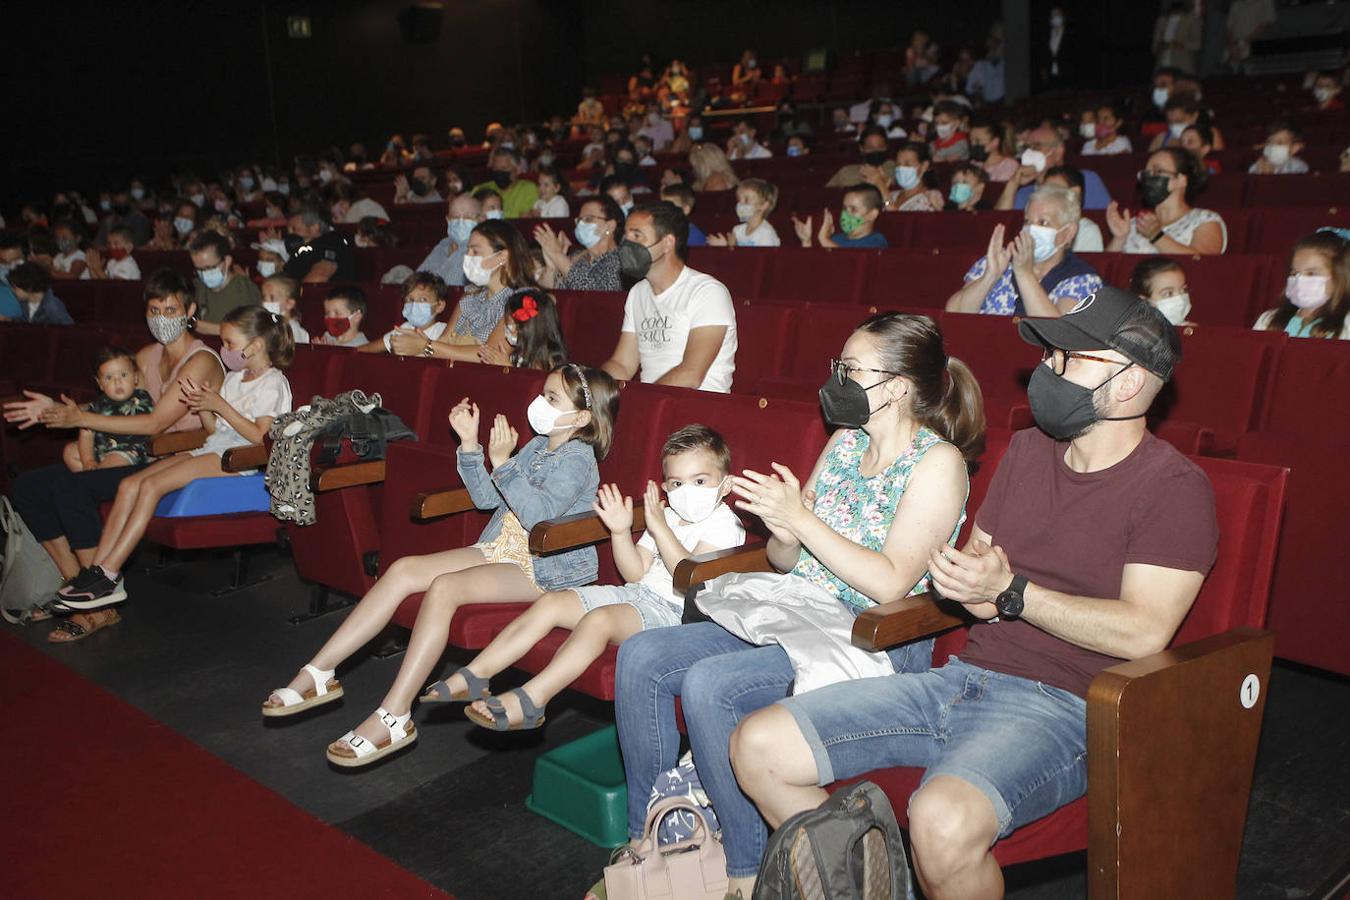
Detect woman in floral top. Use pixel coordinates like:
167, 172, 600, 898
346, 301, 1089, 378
534, 195, 625, 292
613, 313, 985, 894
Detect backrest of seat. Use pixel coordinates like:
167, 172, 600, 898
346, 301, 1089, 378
1245, 175, 1349, 209
760, 248, 870, 304
938, 313, 1040, 421
0, 324, 58, 385
1257, 337, 1350, 443
867, 248, 976, 310
425, 362, 548, 447
668, 392, 829, 487
1173, 457, 1287, 645
552, 290, 627, 368
1244, 206, 1350, 259
1158, 326, 1282, 449
97, 280, 150, 324
783, 303, 880, 379
285, 345, 342, 406
908, 211, 1024, 251
330, 353, 439, 437
1176, 254, 1272, 328
56, 282, 100, 323
684, 249, 765, 299
731, 300, 799, 391
598, 383, 677, 491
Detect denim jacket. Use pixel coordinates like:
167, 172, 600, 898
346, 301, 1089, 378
457, 435, 600, 589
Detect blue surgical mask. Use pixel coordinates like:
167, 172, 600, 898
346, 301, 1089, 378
894, 166, 919, 190
949, 182, 973, 205
199, 265, 225, 289
621, 201, 634, 216
402, 301, 435, 328
484, 209, 504, 220
688, 126, 704, 141
575, 220, 602, 248
786, 145, 802, 157
1028, 224, 1064, 262
448, 217, 475, 243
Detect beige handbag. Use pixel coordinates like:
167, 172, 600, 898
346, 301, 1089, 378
604, 796, 729, 900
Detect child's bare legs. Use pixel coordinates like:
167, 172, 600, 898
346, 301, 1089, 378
265, 546, 489, 709
468, 601, 644, 727
339, 562, 540, 746
61, 441, 85, 472
93, 454, 222, 572
445, 590, 589, 693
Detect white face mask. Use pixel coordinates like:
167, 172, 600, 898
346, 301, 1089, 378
935, 122, 956, 140
1079, 122, 1096, 139
462, 252, 500, 287
1263, 143, 1291, 166
665, 478, 727, 524
1168, 122, 1187, 139
1020, 149, 1048, 172
1153, 293, 1191, 326
262, 299, 283, 316
1286, 274, 1329, 309
526, 394, 576, 436
1314, 86, 1335, 105
1152, 87, 1170, 109
735, 202, 756, 222
257, 260, 278, 278
484, 209, 504, 220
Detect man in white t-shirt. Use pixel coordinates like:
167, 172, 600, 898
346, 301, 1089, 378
603, 202, 738, 393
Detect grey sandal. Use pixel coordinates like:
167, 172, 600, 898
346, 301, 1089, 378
464, 687, 546, 731
421, 665, 490, 703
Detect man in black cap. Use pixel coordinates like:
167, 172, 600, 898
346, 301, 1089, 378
728, 287, 1219, 900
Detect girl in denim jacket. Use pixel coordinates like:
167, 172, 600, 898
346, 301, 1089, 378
263, 363, 619, 768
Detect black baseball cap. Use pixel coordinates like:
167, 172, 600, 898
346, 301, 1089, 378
1017, 286, 1181, 381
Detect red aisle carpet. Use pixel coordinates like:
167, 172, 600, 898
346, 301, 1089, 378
0, 630, 451, 899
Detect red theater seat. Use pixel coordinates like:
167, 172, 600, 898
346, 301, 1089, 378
1156, 326, 1283, 453
760, 248, 870, 304
685, 248, 766, 299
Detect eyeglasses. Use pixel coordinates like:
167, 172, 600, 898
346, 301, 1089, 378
829, 358, 902, 386
1041, 348, 1129, 376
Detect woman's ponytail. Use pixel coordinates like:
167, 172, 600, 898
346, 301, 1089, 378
931, 356, 986, 461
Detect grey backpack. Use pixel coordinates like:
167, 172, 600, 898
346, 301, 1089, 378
754, 781, 913, 900
0, 496, 64, 624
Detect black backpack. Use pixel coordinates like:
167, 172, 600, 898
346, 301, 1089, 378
754, 781, 913, 900
315, 405, 417, 465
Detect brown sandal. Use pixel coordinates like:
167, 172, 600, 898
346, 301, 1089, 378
48, 610, 122, 644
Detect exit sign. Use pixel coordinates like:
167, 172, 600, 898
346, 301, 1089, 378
287, 16, 312, 39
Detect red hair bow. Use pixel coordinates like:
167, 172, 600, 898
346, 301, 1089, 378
512, 296, 540, 322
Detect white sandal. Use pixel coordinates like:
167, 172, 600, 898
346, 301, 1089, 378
262, 663, 344, 717
326, 708, 418, 768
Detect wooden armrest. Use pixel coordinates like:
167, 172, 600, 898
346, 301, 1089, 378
221, 444, 268, 472
1086, 627, 1274, 898
410, 487, 474, 521
150, 429, 207, 455
528, 507, 647, 555
672, 543, 772, 595
850, 592, 969, 652
311, 460, 386, 491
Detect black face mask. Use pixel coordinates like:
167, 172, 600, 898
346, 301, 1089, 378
1026, 362, 1141, 441
619, 240, 657, 280
818, 374, 889, 428
862, 151, 889, 167
409, 177, 430, 197
969, 144, 989, 163
112, 203, 132, 216
1139, 174, 1172, 208
491, 171, 513, 189
613, 162, 636, 180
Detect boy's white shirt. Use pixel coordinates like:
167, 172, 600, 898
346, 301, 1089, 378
635, 502, 745, 610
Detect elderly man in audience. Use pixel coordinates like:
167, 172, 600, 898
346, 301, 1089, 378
601, 201, 738, 393
278, 203, 355, 284
995, 125, 1111, 210
418, 193, 484, 287
947, 184, 1103, 317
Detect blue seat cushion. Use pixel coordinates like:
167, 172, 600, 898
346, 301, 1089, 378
154, 474, 271, 518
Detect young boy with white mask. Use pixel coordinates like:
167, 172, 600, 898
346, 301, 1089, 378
433, 425, 746, 730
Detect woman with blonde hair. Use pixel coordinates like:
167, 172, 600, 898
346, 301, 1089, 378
689, 143, 739, 192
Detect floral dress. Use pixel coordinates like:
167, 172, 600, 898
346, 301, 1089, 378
791, 426, 966, 614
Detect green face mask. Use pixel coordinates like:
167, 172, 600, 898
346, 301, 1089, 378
839, 210, 864, 236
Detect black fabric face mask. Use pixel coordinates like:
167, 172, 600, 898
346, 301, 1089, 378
819, 375, 888, 428
1026, 363, 1141, 440
969, 144, 989, 163
619, 240, 656, 280
1139, 174, 1172, 208
409, 177, 430, 197
862, 151, 889, 167
491, 171, 513, 189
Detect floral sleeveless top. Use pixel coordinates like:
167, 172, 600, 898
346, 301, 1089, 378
790, 426, 966, 614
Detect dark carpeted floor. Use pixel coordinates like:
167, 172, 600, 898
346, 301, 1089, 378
7, 545, 1349, 900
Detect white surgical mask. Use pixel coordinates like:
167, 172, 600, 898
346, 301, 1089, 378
262, 299, 283, 316
894, 166, 919, 190
1314, 86, 1335, 105
666, 478, 727, 524
1286, 274, 1329, 309
256, 260, 278, 278
1152, 87, 1170, 109
505, 325, 519, 347
735, 202, 756, 222
1079, 122, 1096, 140
688, 126, 704, 141
190, 193, 206, 207
875, 114, 893, 128
173, 217, 195, 235
130, 187, 145, 200
1028, 223, 1063, 262
526, 394, 576, 435
462, 252, 500, 287
1154, 293, 1191, 326
935, 122, 956, 140
1263, 143, 1290, 166
1020, 149, 1047, 172
1168, 122, 1187, 139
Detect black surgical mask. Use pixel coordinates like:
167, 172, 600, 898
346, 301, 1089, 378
1026, 363, 1140, 441
1139, 174, 1172, 208
862, 151, 889, 167
969, 144, 989, 163
818, 375, 889, 428
491, 171, 513, 189
410, 177, 430, 197
619, 240, 658, 280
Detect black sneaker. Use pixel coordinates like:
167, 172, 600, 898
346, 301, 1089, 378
53, 569, 127, 610
56, 566, 103, 599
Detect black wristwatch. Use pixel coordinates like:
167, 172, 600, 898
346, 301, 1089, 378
995, 574, 1028, 619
